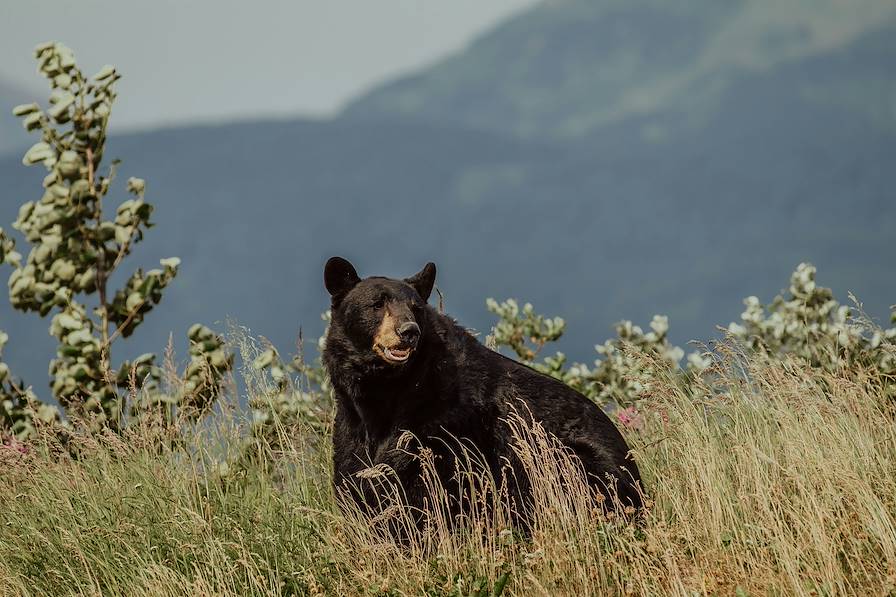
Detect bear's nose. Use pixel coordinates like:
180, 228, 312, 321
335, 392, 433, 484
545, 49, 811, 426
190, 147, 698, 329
397, 321, 420, 346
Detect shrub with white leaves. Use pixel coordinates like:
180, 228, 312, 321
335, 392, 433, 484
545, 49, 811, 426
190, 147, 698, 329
0, 43, 232, 438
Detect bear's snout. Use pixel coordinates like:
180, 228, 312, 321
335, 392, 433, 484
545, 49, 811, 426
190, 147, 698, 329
373, 306, 420, 364
397, 321, 420, 346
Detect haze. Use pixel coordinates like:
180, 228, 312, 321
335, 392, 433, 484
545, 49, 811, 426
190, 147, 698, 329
0, 0, 537, 131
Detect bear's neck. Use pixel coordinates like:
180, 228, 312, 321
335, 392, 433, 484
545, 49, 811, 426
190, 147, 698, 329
327, 310, 466, 439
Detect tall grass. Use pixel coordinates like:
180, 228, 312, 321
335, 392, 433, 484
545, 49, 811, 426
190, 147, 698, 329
1, 339, 894, 596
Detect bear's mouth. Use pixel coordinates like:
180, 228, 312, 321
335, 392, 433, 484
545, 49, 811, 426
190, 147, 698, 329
377, 344, 414, 364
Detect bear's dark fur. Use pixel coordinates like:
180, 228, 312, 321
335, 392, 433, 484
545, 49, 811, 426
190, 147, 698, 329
322, 257, 642, 529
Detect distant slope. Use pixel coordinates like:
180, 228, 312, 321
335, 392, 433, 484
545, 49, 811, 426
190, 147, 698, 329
344, 0, 896, 138
0, 78, 34, 156
1, 1, 895, 395
2, 50, 894, 389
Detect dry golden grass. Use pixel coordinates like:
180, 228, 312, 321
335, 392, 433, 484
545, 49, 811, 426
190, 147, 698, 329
0, 341, 894, 596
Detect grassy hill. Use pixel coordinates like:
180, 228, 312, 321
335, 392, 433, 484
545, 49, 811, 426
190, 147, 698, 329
1, 341, 895, 595
1, 0, 895, 394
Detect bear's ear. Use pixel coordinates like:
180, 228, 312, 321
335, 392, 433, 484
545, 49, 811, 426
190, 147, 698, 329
324, 257, 361, 301
405, 262, 437, 302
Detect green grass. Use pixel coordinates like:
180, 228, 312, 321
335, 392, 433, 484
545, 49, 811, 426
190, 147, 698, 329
1, 342, 895, 596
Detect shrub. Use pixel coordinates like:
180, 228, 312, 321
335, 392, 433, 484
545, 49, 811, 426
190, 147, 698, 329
486, 299, 707, 410
728, 262, 896, 400
0, 43, 232, 439
488, 264, 896, 410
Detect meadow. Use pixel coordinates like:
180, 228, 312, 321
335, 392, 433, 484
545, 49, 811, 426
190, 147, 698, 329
1, 333, 894, 597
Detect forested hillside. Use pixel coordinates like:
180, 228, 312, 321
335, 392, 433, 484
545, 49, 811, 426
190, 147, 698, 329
2, 0, 894, 391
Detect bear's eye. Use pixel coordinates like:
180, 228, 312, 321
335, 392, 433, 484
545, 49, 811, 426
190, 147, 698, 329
373, 296, 386, 309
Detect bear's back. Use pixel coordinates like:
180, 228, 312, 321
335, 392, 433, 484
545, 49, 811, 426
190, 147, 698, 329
449, 327, 643, 508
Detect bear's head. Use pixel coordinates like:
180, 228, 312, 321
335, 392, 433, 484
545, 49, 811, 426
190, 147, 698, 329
324, 257, 436, 367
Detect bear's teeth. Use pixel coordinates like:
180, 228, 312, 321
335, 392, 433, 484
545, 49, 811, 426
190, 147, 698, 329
385, 347, 410, 361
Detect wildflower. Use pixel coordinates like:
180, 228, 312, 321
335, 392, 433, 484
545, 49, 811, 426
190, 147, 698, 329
617, 406, 643, 431
1, 437, 29, 454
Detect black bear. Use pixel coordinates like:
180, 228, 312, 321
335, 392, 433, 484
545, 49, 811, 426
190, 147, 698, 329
322, 257, 642, 530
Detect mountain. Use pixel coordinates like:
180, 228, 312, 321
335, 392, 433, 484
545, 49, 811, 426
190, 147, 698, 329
345, 0, 896, 138
1, 0, 895, 395
0, 78, 35, 156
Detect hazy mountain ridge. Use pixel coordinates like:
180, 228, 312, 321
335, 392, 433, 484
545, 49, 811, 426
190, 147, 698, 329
344, 0, 896, 138
1, 1, 894, 393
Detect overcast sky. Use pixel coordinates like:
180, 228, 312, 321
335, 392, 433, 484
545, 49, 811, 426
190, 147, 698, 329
1, 0, 537, 131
